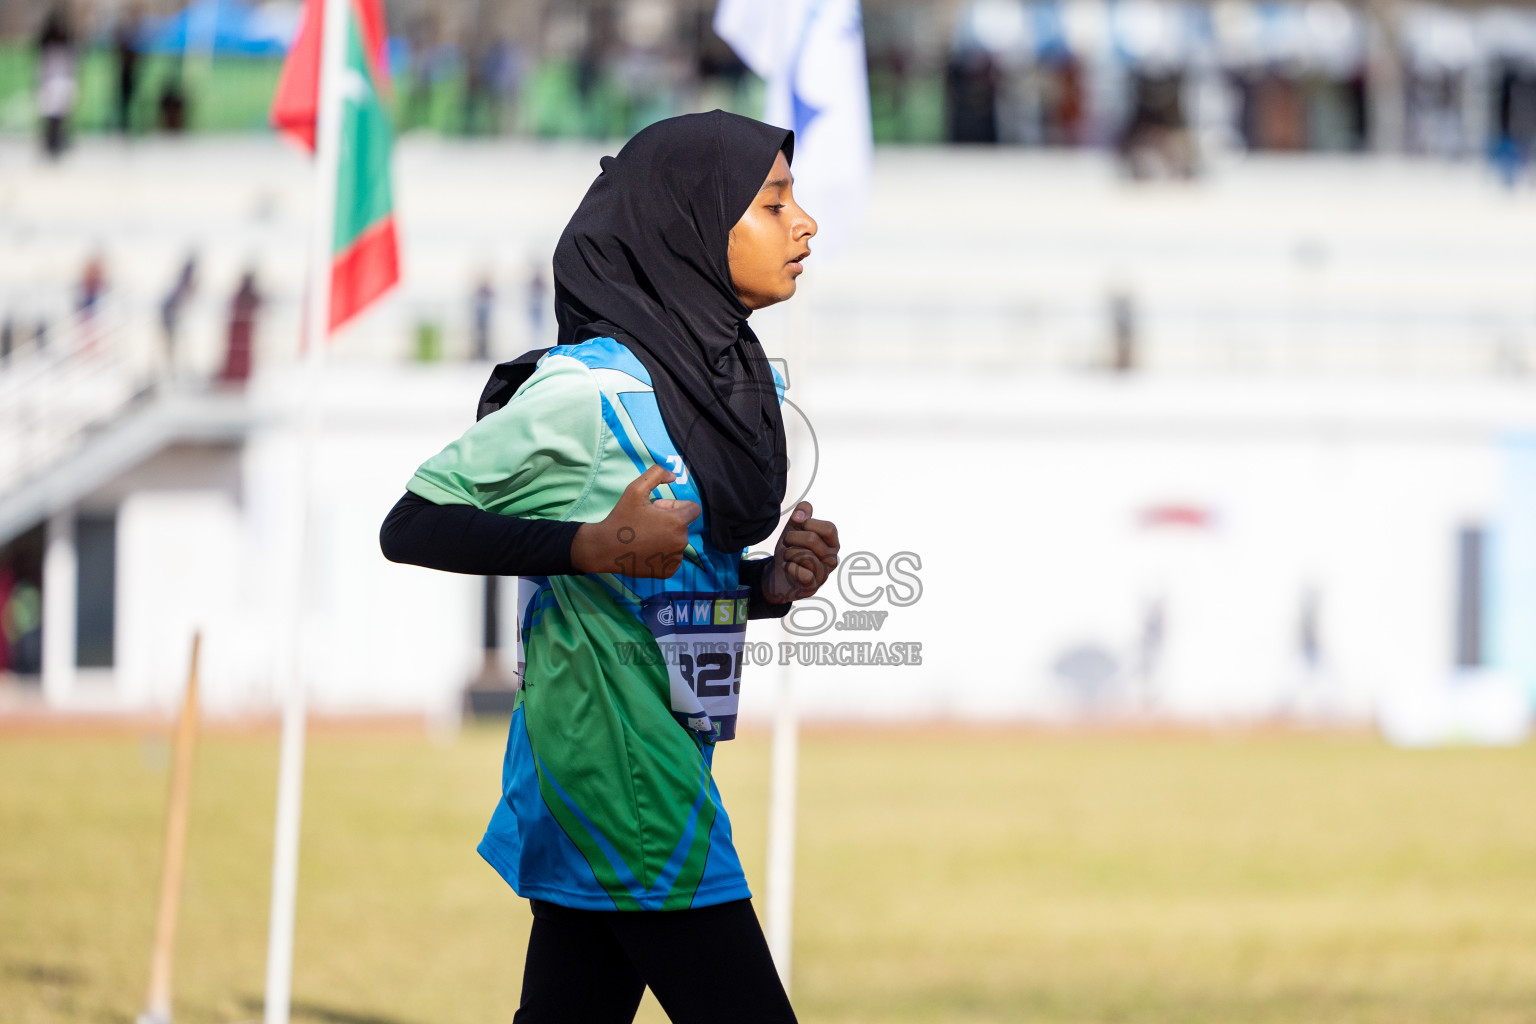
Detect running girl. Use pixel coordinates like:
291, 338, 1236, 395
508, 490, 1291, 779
381, 110, 839, 1023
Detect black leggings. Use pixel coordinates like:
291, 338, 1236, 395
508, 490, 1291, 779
513, 898, 797, 1024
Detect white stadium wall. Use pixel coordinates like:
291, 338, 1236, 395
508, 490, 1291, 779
76, 363, 1530, 724
744, 371, 1525, 725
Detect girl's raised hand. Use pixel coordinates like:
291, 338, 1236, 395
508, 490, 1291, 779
572, 465, 700, 577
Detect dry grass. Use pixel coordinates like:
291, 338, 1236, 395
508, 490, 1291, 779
3, 724, 1535, 1023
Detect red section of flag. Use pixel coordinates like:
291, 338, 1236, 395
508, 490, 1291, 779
270, 0, 320, 149
329, 217, 399, 331
270, 0, 390, 151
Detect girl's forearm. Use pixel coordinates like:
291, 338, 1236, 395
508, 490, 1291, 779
379, 492, 582, 577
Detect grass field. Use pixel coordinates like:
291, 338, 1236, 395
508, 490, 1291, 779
3, 724, 1535, 1024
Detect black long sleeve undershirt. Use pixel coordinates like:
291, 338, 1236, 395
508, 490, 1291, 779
379, 492, 791, 619
380, 492, 582, 577
738, 554, 791, 620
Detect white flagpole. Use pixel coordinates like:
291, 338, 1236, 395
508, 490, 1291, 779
764, 650, 800, 988
764, 284, 810, 991
264, 0, 345, 1020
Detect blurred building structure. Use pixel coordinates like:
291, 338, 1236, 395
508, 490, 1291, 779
2, 137, 1535, 726
3, 0, 1536, 728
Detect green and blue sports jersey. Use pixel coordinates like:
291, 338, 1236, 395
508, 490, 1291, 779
406, 337, 779, 911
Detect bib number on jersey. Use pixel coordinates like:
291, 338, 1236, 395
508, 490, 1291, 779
640, 588, 751, 742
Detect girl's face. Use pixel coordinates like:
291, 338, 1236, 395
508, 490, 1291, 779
727, 151, 818, 311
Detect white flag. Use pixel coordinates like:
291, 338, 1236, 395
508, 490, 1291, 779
714, 0, 873, 258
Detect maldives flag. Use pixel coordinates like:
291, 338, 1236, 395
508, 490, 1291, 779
271, 0, 399, 332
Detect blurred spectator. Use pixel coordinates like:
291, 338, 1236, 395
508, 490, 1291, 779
77, 253, 107, 317
1041, 57, 1086, 146
471, 274, 495, 361
404, 17, 453, 131
1109, 290, 1137, 372
0, 562, 12, 675
1135, 594, 1166, 709
160, 255, 197, 378
0, 560, 17, 676
1304, 73, 1368, 152
526, 264, 548, 345
158, 73, 189, 133
576, 9, 613, 109
946, 49, 998, 143
219, 271, 260, 385
1119, 73, 1196, 178
414, 318, 443, 362
403, 17, 431, 129
2, 574, 43, 676
0, 317, 13, 365
1299, 587, 1323, 676
1408, 71, 1464, 156
35, 7, 76, 160
490, 39, 527, 135
1491, 63, 1536, 185
464, 39, 522, 135
114, 6, 143, 135
868, 39, 912, 138
462, 41, 491, 135
1490, 135, 1526, 188
1287, 586, 1331, 716
1238, 69, 1308, 152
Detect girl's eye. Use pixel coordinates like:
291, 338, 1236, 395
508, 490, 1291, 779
768, 204, 786, 213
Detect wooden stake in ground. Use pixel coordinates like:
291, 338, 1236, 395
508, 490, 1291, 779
138, 632, 202, 1024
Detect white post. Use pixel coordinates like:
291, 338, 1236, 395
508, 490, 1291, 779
263, 0, 345, 1021
763, 652, 799, 989
42, 507, 76, 707
764, 285, 810, 991
1366, 0, 1406, 154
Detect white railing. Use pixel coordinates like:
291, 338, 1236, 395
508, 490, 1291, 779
798, 297, 1536, 377
0, 309, 145, 497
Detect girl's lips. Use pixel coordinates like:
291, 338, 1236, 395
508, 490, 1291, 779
787, 261, 804, 275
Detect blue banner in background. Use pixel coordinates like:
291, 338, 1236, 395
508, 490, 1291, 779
141, 0, 299, 57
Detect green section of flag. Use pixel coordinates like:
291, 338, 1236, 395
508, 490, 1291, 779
333, 5, 394, 255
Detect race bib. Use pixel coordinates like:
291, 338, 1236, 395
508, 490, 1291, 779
639, 588, 751, 742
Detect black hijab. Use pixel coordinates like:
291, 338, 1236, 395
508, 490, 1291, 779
552, 110, 793, 553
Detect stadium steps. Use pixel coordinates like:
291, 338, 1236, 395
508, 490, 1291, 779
0, 312, 259, 548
